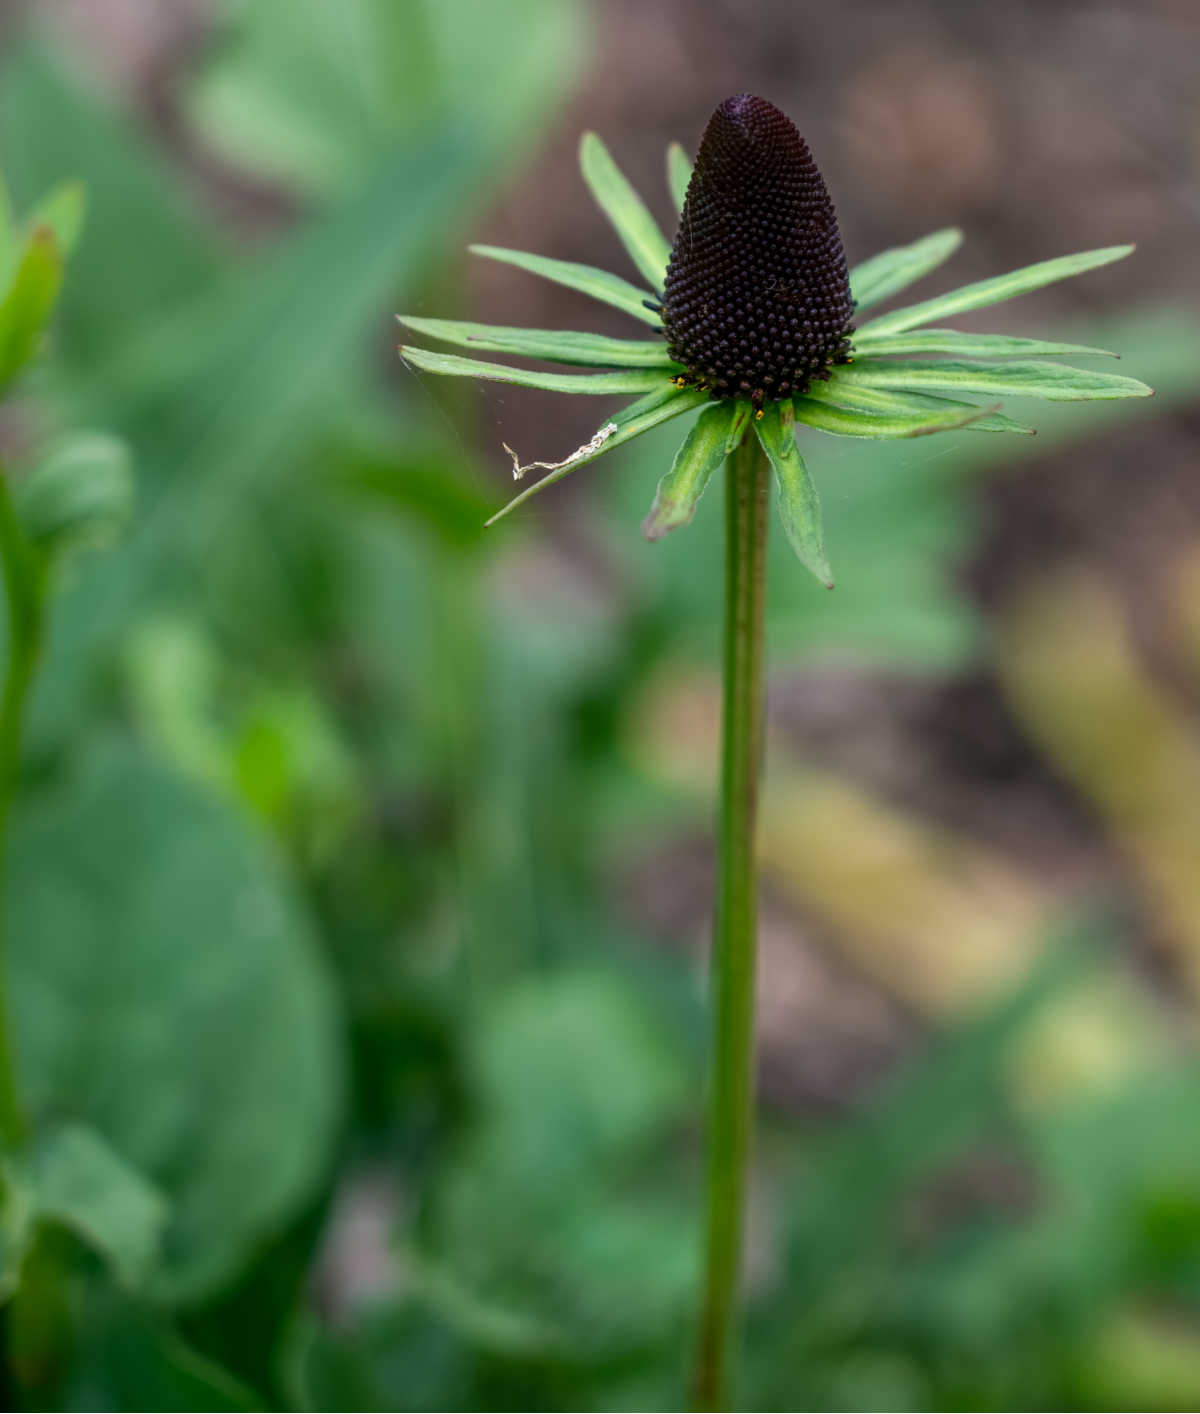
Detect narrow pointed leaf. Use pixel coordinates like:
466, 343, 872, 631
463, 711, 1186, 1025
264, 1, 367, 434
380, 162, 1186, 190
486, 386, 708, 527
0, 226, 63, 394
809, 377, 1035, 434
667, 142, 692, 212
849, 228, 962, 312
756, 402, 832, 587
580, 132, 672, 289
837, 357, 1153, 401
470, 244, 661, 327
852, 327, 1119, 360
856, 245, 1135, 337
399, 345, 668, 396
642, 401, 733, 540
793, 393, 1006, 440
725, 401, 753, 453
398, 315, 674, 368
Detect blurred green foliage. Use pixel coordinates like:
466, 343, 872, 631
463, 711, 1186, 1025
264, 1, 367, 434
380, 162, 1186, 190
0, 2, 1198, 1410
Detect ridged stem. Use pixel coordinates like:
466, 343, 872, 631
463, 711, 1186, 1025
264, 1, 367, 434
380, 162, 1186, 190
691, 430, 769, 1411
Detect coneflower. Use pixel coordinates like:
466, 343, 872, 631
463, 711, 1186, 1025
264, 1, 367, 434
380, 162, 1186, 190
659, 93, 855, 413
398, 94, 1151, 1412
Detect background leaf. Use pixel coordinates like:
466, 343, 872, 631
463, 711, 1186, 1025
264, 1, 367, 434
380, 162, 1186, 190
27, 1122, 168, 1291
0, 225, 62, 393
9, 745, 344, 1302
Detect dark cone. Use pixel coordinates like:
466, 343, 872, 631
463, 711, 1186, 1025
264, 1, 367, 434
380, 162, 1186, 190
661, 94, 854, 411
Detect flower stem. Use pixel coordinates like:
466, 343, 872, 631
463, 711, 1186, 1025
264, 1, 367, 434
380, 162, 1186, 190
0, 468, 37, 1149
692, 429, 769, 1411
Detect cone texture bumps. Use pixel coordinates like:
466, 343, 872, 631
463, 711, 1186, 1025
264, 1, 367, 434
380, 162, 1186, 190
661, 94, 854, 412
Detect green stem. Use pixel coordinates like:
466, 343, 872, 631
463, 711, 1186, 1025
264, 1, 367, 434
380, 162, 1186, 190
0, 467, 38, 1149
692, 430, 770, 1411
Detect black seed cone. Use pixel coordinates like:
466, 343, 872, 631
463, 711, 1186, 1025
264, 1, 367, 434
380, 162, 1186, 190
661, 94, 854, 408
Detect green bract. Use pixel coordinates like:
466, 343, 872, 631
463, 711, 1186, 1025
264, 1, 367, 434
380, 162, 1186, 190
397, 133, 1152, 587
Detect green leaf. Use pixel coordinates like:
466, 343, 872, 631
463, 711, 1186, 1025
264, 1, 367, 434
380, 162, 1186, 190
849, 228, 963, 312
579, 131, 672, 289
28, 1122, 168, 1290
469, 243, 660, 327
855, 244, 1136, 338
10, 745, 344, 1302
397, 315, 673, 367
15, 430, 135, 558
0, 225, 63, 394
793, 391, 1006, 440
851, 327, 1119, 360
399, 344, 668, 396
28, 179, 87, 255
642, 401, 733, 540
666, 142, 692, 212
756, 402, 832, 587
808, 378, 1034, 434
837, 357, 1153, 401
485, 385, 707, 527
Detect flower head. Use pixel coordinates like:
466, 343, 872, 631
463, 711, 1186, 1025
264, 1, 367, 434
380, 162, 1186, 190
660, 94, 854, 412
398, 95, 1151, 586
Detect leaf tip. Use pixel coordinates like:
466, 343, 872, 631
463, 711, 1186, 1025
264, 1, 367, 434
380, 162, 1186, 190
641, 501, 694, 542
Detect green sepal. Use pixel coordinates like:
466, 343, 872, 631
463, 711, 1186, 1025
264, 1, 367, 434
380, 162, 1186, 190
755, 402, 832, 587
579, 132, 672, 289
399, 344, 669, 396
470, 244, 660, 327
836, 357, 1152, 402
666, 142, 692, 213
851, 328, 1119, 360
808, 378, 1034, 434
642, 401, 734, 540
0, 225, 64, 395
486, 385, 708, 527
849, 228, 962, 312
793, 391, 1006, 440
397, 315, 673, 368
856, 245, 1136, 338
724, 401, 753, 453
